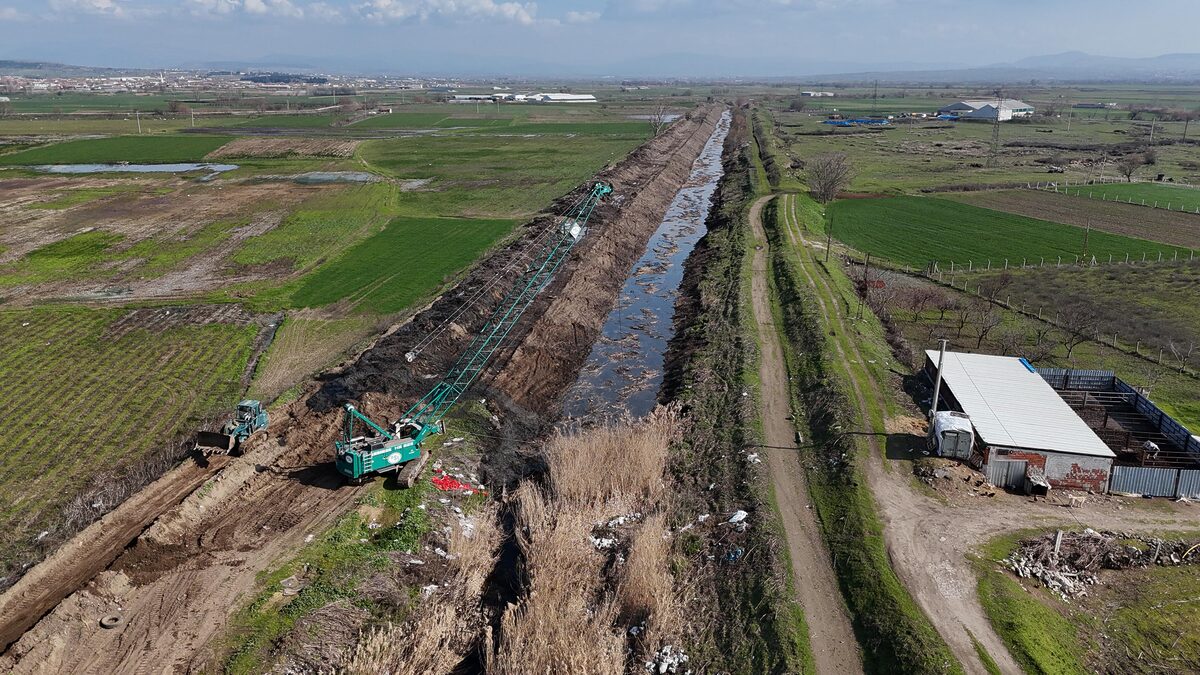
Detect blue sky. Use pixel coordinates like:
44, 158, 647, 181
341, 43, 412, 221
1, 0, 1199, 75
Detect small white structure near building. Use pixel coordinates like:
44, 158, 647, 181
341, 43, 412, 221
800, 91, 835, 97
923, 350, 1115, 491
937, 99, 1034, 121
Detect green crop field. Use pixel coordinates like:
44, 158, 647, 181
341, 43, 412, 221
827, 196, 1195, 268
349, 112, 449, 129
0, 305, 256, 581
1058, 182, 1200, 213
0, 135, 233, 165
291, 216, 514, 314
360, 131, 646, 219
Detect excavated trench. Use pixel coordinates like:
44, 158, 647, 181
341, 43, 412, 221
0, 104, 727, 673
563, 110, 731, 419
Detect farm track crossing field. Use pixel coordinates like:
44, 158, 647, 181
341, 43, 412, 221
232, 114, 337, 129
945, 189, 1200, 248
1058, 182, 1200, 213
827, 196, 1196, 268
0, 305, 256, 582
0, 135, 233, 165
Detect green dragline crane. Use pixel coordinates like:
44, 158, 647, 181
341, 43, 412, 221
335, 181, 613, 483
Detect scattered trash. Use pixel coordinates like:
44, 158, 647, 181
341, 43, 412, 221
746, 453, 761, 464
304, 534, 314, 543
645, 644, 690, 674
35, 530, 49, 541
367, 522, 381, 530
590, 535, 618, 550
728, 510, 748, 524
432, 470, 487, 494
697, 514, 710, 523
607, 513, 643, 528
724, 547, 745, 563
421, 584, 439, 598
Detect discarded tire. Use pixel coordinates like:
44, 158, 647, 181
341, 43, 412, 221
99, 615, 124, 629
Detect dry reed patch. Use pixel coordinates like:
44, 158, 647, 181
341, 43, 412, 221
448, 500, 502, 600
618, 514, 682, 647
545, 406, 681, 507
343, 604, 461, 675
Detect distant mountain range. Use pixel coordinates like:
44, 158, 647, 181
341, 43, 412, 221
804, 52, 1200, 84
4, 52, 1200, 83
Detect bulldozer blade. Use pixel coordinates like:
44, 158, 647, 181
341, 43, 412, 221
196, 431, 236, 453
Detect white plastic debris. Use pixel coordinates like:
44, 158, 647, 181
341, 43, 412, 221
746, 453, 762, 464
590, 536, 617, 550
728, 510, 748, 524
421, 584, 439, 598
697, 514, 710, 523
367, 522, 381, 530
304, 534, 315, 543
406, 558, 425, 565
35, 530, 49, 541
452, 437, 465, 443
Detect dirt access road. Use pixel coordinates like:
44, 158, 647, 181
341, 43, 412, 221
747, 196, 863, 673
0, 106, 726, 674
776, 192, 1200, 675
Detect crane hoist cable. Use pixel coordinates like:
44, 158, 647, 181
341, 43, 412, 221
403, 188, 595, 362
335, 181, 614, 482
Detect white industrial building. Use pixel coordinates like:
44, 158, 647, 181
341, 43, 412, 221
924, 350, 1115, 492
800, 91, 835, 97
937, 99, 1034, 121
532, 93, 597, 104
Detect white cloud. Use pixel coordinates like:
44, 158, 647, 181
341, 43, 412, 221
0, 6, 26, 19
244, 0, 305, 17
565, 9, 600, 23
359, 0, 538, 25
49, 0, 125, 16
190, 0, 241, 15
307, 1, 345, 20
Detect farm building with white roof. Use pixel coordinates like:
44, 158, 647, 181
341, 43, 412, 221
923, 350, 1115, 491
937, 99, 1034, 121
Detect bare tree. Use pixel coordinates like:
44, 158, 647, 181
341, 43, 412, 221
648, 104, 672, 137
1143, 147, 1158, 166
933, 291, 959, 321
953, 303, 973, 338
1057, 305, 1100, 359
788, 98, 808, 112
979, 272, 1014, 301
975, 302, 1003, 348
807, 152, 854, 203
996, 329, 1025, 356
1168, 340, 1196, 372
1115, 154, 1145, 182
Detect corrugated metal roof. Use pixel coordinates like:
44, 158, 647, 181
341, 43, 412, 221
927, 350, 1115, 458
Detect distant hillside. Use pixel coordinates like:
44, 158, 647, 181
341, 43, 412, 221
0, 59, 153, 78
809, 52, 1200, 84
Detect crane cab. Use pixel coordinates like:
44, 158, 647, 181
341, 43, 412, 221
335, 409, 443, 481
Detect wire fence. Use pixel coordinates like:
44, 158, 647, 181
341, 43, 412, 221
1028, 179, 1200, 215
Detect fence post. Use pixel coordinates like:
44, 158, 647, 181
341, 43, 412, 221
1057, 256, 1062, 267
1040, 257, 1044, 267
1004, 259, 1009, 269
1108, 254, 1112, 264
1142, 252, 1147, 262
1136, 340, 1140, 355
987, 259, 991, 270
1158, 251, 1163, 262
1125, 253, 1129, 264
969, 260, 973, 271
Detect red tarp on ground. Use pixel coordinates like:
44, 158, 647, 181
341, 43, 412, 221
431, 470, 485, 494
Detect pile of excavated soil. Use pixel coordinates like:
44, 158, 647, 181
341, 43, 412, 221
0, 105, 727, 673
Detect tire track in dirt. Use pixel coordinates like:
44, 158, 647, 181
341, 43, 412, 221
781, 193, 1019, 675
747, 195, 863, 673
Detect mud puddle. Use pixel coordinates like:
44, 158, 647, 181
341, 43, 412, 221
562, 110, 731, 420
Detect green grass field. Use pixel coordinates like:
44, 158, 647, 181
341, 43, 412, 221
360, 132, 646, 219
0, 135, 233, 165
1058, 182, 1200, 213
0, 305, 255, 581
827, 196, 1195, 268
291, 216, 514, 314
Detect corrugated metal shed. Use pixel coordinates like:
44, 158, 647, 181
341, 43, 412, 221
926, 350, 1115, 459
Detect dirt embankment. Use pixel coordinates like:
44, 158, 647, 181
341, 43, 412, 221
0, 105, 725, 673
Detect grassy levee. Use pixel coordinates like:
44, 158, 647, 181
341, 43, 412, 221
760, 196, 962, 674
661, 108, 813, 673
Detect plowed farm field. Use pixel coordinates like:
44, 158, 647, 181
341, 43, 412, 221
0, 306, 257, 588
946, 189, 1200, 249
